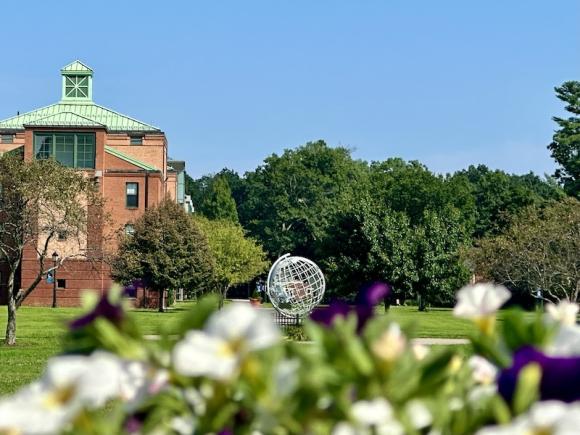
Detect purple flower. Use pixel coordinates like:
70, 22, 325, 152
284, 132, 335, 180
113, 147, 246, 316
310, 300, 351, 327
310, 282, 391, 332
69, 295, 125, 330
498, 346, 580, 403
356, 282, 391, 306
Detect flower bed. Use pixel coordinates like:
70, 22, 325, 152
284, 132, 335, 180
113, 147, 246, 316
1, 283, 579, 434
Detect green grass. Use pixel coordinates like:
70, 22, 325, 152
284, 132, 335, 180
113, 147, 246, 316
0, 303, 483, 395
383, 306, 476, 338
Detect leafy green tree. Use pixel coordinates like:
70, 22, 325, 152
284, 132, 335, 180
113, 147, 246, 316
414, 208, 471, 310
185, 169, 245, 215
199, 176, 239, 223
467, 198, 580, 302
0, 154, 104, 345
194, 216, 268, 307
548, 81, 580, 197
369, 159, 475, 230
322, 198, 416, 301
239, 140, 368, 260
111, 199, 214, 312
451, 165, 563, 238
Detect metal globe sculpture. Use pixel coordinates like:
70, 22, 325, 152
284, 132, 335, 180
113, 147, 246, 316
266, 254, 325, 317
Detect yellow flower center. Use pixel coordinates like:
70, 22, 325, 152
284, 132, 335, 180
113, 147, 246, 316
43, 385, 76, 409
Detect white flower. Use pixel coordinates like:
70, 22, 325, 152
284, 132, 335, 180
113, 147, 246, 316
547, 301, 579, 326
172, 304, 280, 380
170, 415, 196, 434
411, 343, 429, 360
548, 325, 580, 356
352, 398, 394, 426
0, 352, 125, 434
468, 356, 498, 385
468, 385, 497, 404
371, 324, 407, 362
476, 401, 580, 435
206, 303, 280, 350
454, 283, 510, 319
350, 398, 404, 435
119, 361, 169, 410
274, 359, 300, 397
405, 400, 432, 429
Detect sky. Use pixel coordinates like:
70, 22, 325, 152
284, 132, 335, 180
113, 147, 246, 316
1, 1, 578, 178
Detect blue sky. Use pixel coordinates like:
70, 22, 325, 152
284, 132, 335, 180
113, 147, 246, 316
1, 1, 578, 178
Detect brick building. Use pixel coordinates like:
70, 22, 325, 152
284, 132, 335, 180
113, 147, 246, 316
0, 61, 185, 306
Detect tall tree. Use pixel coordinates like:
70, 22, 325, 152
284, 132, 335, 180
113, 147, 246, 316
111, 199, 214, 312
548, 81, 580, 197
199, 175, 239, 223
413, 207, 471, 310
0, 154, 104, 345
239, 140, 368, 260
451, 165, 563, 238
194, 216, 268, 307
467, 198, 580, 302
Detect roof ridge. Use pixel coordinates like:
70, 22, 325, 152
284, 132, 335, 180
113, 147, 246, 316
104, 145, 158, 171
0, 102, 59, 124
92, 102, 160, 131
28, 111, 106, 126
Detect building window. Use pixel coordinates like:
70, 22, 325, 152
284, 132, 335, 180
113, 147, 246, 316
1, 134, 14, 144
65, 76, 89, 98
34, 133, 95, 169
126, 183, 139, 208
57, 279, 66, 289
57, 230, 68, 241
124, 224, 135, 236
130, 136, 143, 145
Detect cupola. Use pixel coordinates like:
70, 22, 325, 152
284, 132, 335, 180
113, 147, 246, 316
60, 60, 93, 103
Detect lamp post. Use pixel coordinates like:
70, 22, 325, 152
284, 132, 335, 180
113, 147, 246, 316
51, 251, 59, 308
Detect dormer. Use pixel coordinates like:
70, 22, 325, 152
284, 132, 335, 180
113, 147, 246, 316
60, 60, 93, 103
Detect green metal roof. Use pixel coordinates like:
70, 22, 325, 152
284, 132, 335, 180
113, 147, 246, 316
0, 61, 161, 133
104, 145, 158, 171
25, 112, 105, 128
0, 102, 161, 132
61, 60, 93, 75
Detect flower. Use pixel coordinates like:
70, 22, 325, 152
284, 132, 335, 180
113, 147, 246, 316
454, 283, 511, 319
0, 352, 125, 434
549, 325, 580, 356
372, 324, 407, 362
411, 343, 429, 360
172, 303, 280, 380
356, 282, 391, 306
405, 400, 432, 429
468, 356, 498, 385
454, 283, 510, 334
69, 294, 125, 330
476, 401, 580, 435
349, 398, 404, 435
546, 301, 579, 326
311, 282, 391, 332
498, 346, 580, 403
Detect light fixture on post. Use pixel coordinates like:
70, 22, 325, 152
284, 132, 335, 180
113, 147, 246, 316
51, 251, 59, 308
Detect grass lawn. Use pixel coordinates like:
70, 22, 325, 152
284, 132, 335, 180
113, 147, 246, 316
0, 303, 481, 395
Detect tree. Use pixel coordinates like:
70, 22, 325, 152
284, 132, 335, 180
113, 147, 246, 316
467, 198, 580, 302
185, 168, 245, 216
111, 199, 214, 312
452, 165, 563, 238
548, 81, 580, 197
0, 154, 103, 345
413, 208, 471, 310
239, 140, 368, 260
199, 175, 239, 222
194, 216, 268, 307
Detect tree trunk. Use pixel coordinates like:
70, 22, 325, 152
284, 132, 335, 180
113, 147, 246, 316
5, 270, 17, 345
417, 293, 426, 312
158, 289, 164, 313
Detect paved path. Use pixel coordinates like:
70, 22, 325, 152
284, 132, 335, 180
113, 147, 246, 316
412, 338, 468, 345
